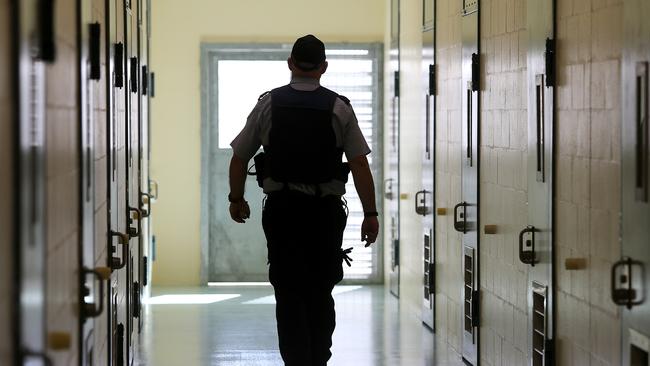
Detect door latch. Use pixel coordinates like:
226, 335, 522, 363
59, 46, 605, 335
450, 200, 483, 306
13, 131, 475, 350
110, 231, 129, 270
518, 225, 539, 266
454, 202, 468, 233
611, 257, 645, 309
82, 266, 111, 319
128, 207, 141, 238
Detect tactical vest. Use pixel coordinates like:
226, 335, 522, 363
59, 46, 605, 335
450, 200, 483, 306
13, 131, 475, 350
264, 85, 343, 185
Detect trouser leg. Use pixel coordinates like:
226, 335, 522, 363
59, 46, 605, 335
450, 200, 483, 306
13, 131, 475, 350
273, 285, 311, 366
307, 287, 336, 366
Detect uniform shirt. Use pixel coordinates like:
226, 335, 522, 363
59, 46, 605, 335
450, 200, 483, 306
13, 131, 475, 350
231, 76, 371, 196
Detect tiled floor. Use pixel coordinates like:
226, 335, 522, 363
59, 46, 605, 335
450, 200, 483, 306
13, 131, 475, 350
135, 285, 463, 366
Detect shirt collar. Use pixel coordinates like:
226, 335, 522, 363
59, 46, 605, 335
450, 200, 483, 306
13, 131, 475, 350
290, 76, 321, 88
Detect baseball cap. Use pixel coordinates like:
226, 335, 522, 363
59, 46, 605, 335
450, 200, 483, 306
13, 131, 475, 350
291, 34, 326, 71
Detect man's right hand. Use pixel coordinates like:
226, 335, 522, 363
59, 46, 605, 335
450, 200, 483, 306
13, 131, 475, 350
229, 201, 251, 223
361, 216, 379, 247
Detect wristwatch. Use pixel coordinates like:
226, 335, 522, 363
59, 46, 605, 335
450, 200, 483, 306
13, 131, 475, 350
228, 193, 245, 203
364, 211, 379, 218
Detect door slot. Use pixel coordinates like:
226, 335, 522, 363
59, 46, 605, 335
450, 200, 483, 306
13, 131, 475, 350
415, 190, 429, 216
466, 86, 473, 167
635, 62, 648, 202
611, 257, 645, 309
454, 202, 468, 233
535, 74, 545, 182
532, 283, 551, 366
89, 23, 101, 80
463, 247, 479, 338
110, 231, 129, 270
81, 267, 111, 319
519, 225, 539, 265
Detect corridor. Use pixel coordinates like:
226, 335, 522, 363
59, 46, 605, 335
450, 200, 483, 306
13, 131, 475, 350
134, 285, 460, 366
1, 0, 649, 365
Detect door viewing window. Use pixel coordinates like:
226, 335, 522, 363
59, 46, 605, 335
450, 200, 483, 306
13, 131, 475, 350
201, 43, 383, 283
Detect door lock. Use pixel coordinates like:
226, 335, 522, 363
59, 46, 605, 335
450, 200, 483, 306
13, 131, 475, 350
128, 207, 142, 238
611, 257, 645, 309
453, 202, 468, 233
82, 266, 111, 319
415, 190, 429, 216
110, 231, 129, 270
518, 225, 539, 266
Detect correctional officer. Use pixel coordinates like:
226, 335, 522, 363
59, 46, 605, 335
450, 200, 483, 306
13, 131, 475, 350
228, 34, 379, 366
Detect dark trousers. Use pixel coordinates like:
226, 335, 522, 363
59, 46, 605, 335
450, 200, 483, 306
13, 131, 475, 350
262, 191, 347, 366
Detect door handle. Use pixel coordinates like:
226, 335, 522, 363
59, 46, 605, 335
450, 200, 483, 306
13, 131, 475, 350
128, 207, 141, 238
415, 190, 428, 216
110, 231, 129, 270
611, 257, 645, 309
453, 202, 468, 233
384, 178, 394, 200
82, 266, 111, 319
518, 226, 538, 265
140, 193, 152, 218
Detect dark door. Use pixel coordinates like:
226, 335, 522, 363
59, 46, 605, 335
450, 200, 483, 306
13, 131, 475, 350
107, 0, 129, 364
457, 0, 480, 364
616, 0, 650, 363
419, 0, 436, 330
520, 0, 556, 364
387, 0, 401, 298
124, 0, 141, 363
14, 0, 52, 364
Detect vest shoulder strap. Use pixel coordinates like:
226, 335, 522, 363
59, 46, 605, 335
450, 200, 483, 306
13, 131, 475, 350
258, 90, 271, 101
337, 94, 350, 105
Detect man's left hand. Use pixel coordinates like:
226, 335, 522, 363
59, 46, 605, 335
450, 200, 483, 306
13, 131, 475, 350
229, 201, 251, 223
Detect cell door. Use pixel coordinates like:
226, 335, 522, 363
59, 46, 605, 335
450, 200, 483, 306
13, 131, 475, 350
124, 0, 142, 363
418, 0, 436, 330
107, 0, 129, 364
519, 0, 556, 365
135, 0, 151, 333
387, 0, 401, 298
615, 0, 650, 364
456, 0, 480, 364
78, 1, 111, 365
14, 0, 53, 364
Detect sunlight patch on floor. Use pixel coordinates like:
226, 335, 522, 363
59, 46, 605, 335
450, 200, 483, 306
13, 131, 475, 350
144, 294, 241, 305
242, 285, 364, 305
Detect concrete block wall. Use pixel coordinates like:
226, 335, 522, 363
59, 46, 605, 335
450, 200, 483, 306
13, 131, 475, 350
0, 0, 14, 364
554, 0, 623, 364
45, 0, 80, 363
390, 0, 625, 364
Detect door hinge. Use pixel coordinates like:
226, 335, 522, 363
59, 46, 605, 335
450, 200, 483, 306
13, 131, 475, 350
429, 64, 436, 95
428, 262, 435, 294
471, 53, 480, 91
114, 43, 124, 88
130, 57, 138, 93
394, 71, 400, 98
393, 239, 400, 267
545, 38, 556, 87
89, 23, 101, 80
143, 256, 148, 287
142, 65, 148, 95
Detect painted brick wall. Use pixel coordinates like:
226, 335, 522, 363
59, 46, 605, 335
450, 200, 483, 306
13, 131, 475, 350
478, 0, 530, 364
0, 0, 14, 364
554, 0, 623, 364
45, 0, 80, 363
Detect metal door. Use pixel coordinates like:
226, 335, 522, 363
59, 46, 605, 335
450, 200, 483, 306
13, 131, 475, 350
616, 0, 650, 364
418, 0, 436, 330
79, 1, 111, 364
456, 0, 480, 364
14, 0, 53, 364
124, 0, 141, 363
387, 0, 401, 298
520, 0, 556, 365
107, 0, 129, 364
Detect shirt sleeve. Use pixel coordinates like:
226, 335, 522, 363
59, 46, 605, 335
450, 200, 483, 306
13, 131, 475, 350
335, 100, 371, 160
230, 96, 270, 161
